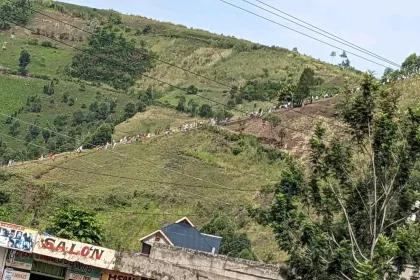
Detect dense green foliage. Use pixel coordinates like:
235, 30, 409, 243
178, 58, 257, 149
18, 50, 31, 75
254, 74, 420, 279
382, 53, 420, 82
70, 26, 155, 90
201, 215, 256, 260
401, 53, 420, 76
295, 68, 315, 104
239, 80, 283, 102
46, 204, 104, 245
0, 0, 32, 30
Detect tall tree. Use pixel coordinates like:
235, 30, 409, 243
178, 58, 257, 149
124, 102, 137, 119
176, 96, 186, 112
0, 3, 12, 30
381, 67, 394, 83
295, 68, 315, 105
18, 50, 30, 75
0, 0, 32, 30
401, 53, 420, 76
330, 51, 336, 63
46, 205, 104, 245
340, 50, 347, 59
260, 73, 420, 279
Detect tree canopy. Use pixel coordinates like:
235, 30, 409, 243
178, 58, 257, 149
46, 205, 104, 245
0, 0, 32, 30
295, 68, 315, 105
401, 53, 420, 76
201, 215, 256, 260
18, 50, 30, 75
256, 73, 420, 279
70, 27, 155, 90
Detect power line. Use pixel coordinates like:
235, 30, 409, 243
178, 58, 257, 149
217, 0, 392, 69
2, 16, 341, 164
4, 1, 351, 132
1, 131, 254, 217
0, 131, 258, 192
242, 0, 400, 68
2, 17, 339, 141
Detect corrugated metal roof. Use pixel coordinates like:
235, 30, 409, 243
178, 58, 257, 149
161, 222, 222, 254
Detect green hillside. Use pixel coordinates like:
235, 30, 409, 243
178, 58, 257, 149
0, 0, 370, 265
0, 0, 362, 159
1, 126, 288, 262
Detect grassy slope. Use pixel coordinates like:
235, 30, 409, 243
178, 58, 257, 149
1, 4, 361, 110
0, 1, 369, 264
2, 127, 288, 262
113, 106, 200, 139
0, 74, 134, 151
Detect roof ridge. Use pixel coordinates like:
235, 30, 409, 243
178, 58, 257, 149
201, 233, 223, 239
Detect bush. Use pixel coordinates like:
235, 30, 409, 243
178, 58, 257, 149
232, 146, 242, 155
0, 191, 10, 205
40, 41, 55, 48
143, 24, 151, 34
124, 102, 137, 119
85, 123, 113, 148
62, 93, 69, 103
43, 80, 55, 96
199, 104, 213, 118
186, 85, 198, 95
28, 96, 42, 113
28, 38, 38, 45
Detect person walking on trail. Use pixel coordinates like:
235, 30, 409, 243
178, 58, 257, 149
49, 152, 55, 162
112, 140, 117, 149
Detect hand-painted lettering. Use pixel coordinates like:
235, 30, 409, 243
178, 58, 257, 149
42, 238, 56, 250
90, 249, 104, 260
55, 241, 66, 252
80, 246, 90, 257
69, 243, 79, 255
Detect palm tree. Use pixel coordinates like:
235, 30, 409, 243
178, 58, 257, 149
330, 51, 336, 63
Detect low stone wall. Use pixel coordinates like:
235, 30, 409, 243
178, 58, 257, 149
148, 243, 283, 280
114, 252, 237, 280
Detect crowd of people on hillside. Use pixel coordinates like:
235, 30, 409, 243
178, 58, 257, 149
0, 91, 345, 167
34, 120, 215, 162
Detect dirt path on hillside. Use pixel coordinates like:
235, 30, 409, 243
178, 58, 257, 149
226, 98, 344, 158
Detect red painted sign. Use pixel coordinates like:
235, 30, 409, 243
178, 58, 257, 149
41, 238, 104, 260
33, 235, 116, 269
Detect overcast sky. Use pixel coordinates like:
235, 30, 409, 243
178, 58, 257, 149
64, 0, 419, 75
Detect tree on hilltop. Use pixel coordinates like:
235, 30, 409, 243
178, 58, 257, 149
330, 51, 337, 63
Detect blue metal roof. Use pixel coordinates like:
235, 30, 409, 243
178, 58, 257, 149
161, 222, 222, 254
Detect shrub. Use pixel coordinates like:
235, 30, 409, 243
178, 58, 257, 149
28, 38, 38, 45
186, 85, 198, 95
40, 41, 55, 48
232, 146, 242, 155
